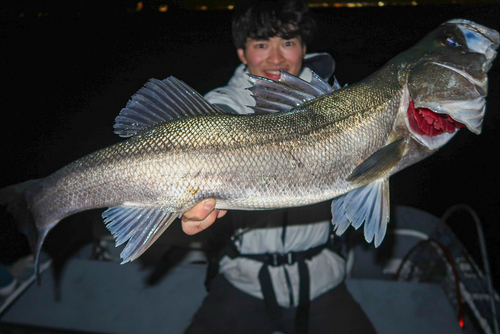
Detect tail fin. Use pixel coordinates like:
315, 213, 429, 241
0, 179, 48, 283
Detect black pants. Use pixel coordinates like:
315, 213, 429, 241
185, 275, 377, 334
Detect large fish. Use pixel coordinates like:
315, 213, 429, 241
0, 19, 498, 277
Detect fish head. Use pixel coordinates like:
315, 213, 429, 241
398, 19, 499, 150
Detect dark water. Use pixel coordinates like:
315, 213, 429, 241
0, 3, 499, 286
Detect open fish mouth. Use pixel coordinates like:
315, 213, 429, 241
406, 19, 499, 150
411, 59, 489, 136
450, 18, 499, 72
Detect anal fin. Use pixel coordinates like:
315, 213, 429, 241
331, 179, 390, 247
102, 207, 179, 263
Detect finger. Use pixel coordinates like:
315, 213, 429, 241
217, 210, 228, 218
182, 208, 219, 235
183, 198, 216, 221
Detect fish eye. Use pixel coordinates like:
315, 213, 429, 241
444, 36, 460, 48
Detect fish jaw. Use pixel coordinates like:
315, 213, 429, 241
450, 19, 500, 72
402, 19, 499, 150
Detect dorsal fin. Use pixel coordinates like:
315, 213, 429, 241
114, 77, 225, 138
248, 70, 340, 114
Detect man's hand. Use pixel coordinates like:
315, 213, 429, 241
181, 198, 227, 235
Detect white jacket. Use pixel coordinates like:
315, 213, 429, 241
204, 53, 345, 308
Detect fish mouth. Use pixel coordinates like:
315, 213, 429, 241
409, 53, 491, 139
449, 18, 499, 72
405, 19, 498, 150
409, 58, 488, 137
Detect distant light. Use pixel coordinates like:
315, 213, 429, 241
411, 1, 418, 5
159, 4, 168, 12
378, 1, 385, 6
200, 5, 208, 10
136, 1, 143, 11
227, 5, 234, 10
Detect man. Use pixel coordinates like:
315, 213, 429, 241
183, 1, 377, 333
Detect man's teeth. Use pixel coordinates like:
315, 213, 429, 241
266, 71, 281, 75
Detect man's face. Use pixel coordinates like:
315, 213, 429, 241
237, 36, 307, 81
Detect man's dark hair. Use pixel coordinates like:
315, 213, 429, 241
232, 0, 317, 49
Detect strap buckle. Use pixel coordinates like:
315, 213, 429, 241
267, 252, 294, 266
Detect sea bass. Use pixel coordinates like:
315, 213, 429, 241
0, 19, 498, 276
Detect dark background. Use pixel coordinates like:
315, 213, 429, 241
0, 2, 499, 287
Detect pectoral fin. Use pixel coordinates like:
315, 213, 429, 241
347, 137, 409, 185
331, 178, 390, 247
102, 207, 179, 264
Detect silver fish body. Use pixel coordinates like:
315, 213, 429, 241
38, 66, 403, 214
1, 19, 498, 270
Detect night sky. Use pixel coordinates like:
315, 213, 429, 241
1, 2, 499, 289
